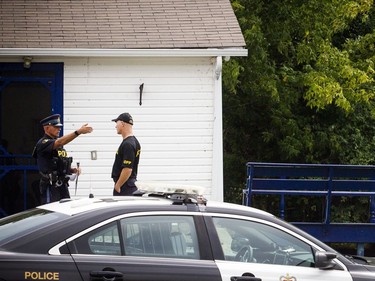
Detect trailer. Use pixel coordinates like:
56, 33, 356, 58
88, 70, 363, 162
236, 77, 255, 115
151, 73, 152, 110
244, 162, 375, 256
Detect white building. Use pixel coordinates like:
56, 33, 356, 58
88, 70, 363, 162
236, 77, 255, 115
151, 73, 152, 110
0, 0, 246, 207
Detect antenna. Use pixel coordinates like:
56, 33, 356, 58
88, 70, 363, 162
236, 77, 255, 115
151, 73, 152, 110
89, 173, 94, 198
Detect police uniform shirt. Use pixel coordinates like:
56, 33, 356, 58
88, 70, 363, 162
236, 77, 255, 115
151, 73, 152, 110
34, 134, 68, 173
111, 136, 141, 184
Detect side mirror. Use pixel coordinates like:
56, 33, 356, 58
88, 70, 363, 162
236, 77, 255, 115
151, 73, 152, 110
315, 251, 337, 269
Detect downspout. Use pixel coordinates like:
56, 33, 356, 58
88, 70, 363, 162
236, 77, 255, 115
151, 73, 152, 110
212, 56, 224, 201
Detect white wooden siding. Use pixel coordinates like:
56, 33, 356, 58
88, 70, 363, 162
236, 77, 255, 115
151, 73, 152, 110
58, 57, 220, 199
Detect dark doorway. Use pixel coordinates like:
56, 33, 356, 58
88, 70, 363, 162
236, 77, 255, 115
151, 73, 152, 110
2, 81, 51, 154
0, 63, 63, 216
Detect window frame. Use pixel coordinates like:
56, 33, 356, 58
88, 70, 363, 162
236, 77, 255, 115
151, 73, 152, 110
55, 211, 211, 260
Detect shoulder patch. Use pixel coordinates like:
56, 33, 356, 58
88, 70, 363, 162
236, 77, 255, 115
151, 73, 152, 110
42, 139, 49, 144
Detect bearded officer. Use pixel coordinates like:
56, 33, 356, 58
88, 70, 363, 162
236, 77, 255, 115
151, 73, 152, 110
33, 114, 93, 204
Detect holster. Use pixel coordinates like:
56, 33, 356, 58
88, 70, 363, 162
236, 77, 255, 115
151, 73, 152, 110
39, 171, 69, 188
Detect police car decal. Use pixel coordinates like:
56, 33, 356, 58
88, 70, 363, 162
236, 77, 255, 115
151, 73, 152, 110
280, 273, 296, 281
24, 271, 59, 280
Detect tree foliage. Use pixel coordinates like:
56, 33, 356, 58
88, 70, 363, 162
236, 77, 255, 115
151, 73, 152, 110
223, 0, 375, 208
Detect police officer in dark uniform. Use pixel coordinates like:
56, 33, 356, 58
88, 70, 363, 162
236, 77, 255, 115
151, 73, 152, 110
33, 114, 93, 204
111, 113, 141, 196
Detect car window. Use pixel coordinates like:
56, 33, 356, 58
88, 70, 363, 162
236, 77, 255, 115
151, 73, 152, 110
0, 209, 67, 245
212, 217, 315, 267
121, 216, 200, 259
68, 215, 200, 259
68, 221, 121, 255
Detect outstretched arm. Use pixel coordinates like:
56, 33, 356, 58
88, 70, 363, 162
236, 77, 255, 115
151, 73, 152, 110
53, 123, 93, 149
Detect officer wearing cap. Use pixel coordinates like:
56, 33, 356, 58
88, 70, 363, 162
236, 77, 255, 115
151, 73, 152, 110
33, 114, 93, 203
111, 112, 141, 196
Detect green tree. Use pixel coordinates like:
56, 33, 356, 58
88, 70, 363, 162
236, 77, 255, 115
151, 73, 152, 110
223, 0, 375, 207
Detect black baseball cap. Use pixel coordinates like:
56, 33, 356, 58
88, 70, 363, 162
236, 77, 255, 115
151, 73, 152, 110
112, 113, 133, 125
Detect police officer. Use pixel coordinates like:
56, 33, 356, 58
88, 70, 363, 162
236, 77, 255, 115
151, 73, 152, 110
111, 113, 141, 196
33, 114, 93, 204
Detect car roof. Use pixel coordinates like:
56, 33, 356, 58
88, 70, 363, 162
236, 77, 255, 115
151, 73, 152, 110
38, 196, 172, 216
38, 195, 274, 218
36, 182, 275, 218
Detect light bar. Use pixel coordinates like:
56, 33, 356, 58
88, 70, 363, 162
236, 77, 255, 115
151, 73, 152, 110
135, 181, 206, 195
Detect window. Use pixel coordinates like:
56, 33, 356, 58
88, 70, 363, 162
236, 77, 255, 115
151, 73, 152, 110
122, 216, 200, 259
212, 217, 315, 267
69, 222, 121, 255
68, 215, 200, 259
0, 209, 67, 244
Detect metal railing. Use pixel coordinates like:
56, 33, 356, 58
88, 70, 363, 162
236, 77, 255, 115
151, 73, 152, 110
0, 154, 38, 214
244, 162, 375, 256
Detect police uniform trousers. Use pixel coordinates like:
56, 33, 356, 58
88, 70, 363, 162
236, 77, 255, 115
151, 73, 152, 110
112, 178, 137, 196
40, 179, 70, 204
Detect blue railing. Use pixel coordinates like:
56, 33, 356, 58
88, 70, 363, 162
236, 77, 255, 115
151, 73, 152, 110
0, 154, 38, 214
244, 162, 375, 256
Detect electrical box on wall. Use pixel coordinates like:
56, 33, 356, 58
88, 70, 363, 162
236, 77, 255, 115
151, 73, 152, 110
91, 150, 97, 160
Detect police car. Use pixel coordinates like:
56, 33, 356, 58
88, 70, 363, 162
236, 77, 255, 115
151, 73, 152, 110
0, 182, 375, 281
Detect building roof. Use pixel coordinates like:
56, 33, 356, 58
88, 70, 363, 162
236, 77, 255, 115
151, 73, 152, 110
0, 0, 246, 50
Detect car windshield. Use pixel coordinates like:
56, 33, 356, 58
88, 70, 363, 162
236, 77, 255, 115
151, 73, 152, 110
0, 208, 68, 245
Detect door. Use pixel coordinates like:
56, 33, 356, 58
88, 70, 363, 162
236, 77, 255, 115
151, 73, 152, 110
0, 62, 63, 216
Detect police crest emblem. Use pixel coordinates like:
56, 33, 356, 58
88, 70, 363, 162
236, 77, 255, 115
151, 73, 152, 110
280, 273, 296, 281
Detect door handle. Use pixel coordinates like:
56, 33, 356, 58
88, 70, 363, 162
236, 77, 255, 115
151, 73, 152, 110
231, 273, 262, 281
90, 270, 123, 281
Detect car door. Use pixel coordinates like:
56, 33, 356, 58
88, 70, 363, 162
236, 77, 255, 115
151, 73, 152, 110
204, 214, 353, 281
65, 213, 221, 281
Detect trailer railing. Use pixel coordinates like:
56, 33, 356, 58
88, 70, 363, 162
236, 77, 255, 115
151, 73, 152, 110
244, 162, 375, 256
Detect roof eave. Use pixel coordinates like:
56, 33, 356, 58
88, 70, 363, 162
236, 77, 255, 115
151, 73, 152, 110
0, 48, 248, 57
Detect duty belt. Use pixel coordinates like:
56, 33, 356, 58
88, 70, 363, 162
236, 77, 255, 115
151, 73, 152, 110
40, 172, 68, 187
